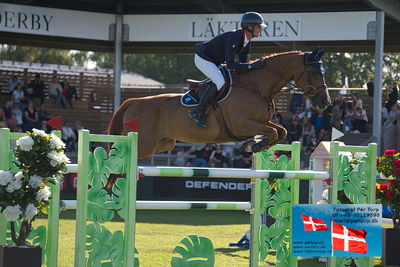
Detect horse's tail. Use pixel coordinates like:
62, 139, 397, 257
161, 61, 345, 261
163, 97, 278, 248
107, 98, 135, 135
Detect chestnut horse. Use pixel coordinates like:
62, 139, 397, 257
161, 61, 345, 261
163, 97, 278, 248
108, 49, 331, 159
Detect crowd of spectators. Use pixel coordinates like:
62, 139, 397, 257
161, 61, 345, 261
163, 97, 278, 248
1, 74, 84, 152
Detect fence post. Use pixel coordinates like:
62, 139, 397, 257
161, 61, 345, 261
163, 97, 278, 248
74, 130, 90, 267
0, 128, 11, 245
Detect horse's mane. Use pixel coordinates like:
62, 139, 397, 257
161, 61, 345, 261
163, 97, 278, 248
250, 50, 303, 63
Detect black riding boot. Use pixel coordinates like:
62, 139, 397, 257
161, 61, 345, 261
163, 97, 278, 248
188, 83, 218, 128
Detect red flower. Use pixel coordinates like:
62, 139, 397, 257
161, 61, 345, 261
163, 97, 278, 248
390, 179, 399, 186
384, 149, 396, 156
380, 184, 389, 190
394, 159, 400, 168
273, 155, 279, 159
394, 168, 400, 176
385, 189, 393, 199
376, 157, 380, 167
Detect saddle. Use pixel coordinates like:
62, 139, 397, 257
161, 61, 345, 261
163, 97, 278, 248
180, 65, 232, 107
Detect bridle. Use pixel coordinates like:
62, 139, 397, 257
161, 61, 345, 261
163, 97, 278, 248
263, 59, 328, 98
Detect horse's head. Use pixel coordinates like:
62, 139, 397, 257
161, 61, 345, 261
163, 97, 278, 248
295, 48, 331, 109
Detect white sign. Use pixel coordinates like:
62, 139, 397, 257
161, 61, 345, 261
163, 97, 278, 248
0, 4, 376, 43
0, 3, 113, 40
126, 12, 375, 42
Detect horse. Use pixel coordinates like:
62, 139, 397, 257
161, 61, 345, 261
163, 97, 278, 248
108, 48, 331, 159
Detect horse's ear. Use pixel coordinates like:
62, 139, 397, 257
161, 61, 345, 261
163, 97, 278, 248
311, 48, 319, 58
317, 48, 328, 58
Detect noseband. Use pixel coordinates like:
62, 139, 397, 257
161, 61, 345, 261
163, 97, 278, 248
292, 63, 328, 97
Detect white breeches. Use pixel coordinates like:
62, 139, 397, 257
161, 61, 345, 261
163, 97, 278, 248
194, 54, 225, 90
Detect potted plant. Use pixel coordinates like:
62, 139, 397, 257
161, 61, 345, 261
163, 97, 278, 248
0, 129, 69, 267
376, 149, 400, 266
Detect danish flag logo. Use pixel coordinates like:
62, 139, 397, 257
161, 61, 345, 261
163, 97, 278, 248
301, 214, 329, 231
331, 222, 368, 254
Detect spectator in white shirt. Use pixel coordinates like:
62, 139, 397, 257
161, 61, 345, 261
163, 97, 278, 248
49, 77, 67, 108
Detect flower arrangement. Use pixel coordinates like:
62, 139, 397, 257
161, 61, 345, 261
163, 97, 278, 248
0, 129, 70, 246
376, 149, 400, 229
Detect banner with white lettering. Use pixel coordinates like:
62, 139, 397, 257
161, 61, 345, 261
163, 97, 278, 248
153, 177, 251, 201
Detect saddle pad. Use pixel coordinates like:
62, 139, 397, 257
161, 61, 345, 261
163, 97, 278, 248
180, 66, 232, 107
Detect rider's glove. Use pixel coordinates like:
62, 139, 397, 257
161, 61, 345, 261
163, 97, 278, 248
248, 60, 266, 70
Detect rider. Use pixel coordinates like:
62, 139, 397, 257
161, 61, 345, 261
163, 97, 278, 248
189, 11, 267, 128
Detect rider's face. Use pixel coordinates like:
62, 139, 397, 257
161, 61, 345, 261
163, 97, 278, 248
253, 25, 262, 37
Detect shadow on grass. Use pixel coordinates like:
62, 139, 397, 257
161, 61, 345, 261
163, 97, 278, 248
215, 248, 249, 260
58, 210, 250, 225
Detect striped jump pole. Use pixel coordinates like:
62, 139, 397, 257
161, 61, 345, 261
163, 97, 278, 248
61, 200, 251, 211
139, 166, 330, 180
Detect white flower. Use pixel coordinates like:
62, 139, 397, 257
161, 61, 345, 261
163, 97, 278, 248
6, 174, 22, 193
29, 175, 44, 188
32, 128, 48, 138
16, 136, 34, 151
58, 152, 70, 164
49, 134, 65, 149
0, 170, 13, 186
47, 151, 70, 167
322, 189, 329, 200
354, 152, 366, 161
36, 186, 51, 201
14, 171, 23, 180
2, 205, 22, 221
350, 163, 357, 170
317, 199, 328, 204
23, 203, 38, 221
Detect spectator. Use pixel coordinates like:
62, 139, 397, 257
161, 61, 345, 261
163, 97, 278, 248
12, 83, 26, 110
0, 108, 6, 128
288, 118, 302, 142
3, 101, 12, 120
23, 101, 41, 131
385, 82, 398, 111
73, 120, 85, 141
343, 106, 354, 133
64, 80, 78, 108
233, 151, 252, 168
11, 104, 23, 129
312, 108, 330, 142
8, 113, 21, 132
209, 145, 230, 167
352, 107, 368, 133
62, 123, 77, 151
49, 77, 67, 108
301, 121, 315, 147
385, 102, 400, 128
351, 93, 363, 110
367, 77, 374, 97
8, 75, 22, 94
288, 82, 303, 113
28, 74, 45, 104
38, 104, 52, 123
271, 111, 284, 127
382, 105, 389, 126
330, 103, 343, 130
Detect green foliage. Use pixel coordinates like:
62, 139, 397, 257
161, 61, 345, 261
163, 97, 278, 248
171, 235, 215, 267
85, 140, 138, 264
256, 149, 295, 265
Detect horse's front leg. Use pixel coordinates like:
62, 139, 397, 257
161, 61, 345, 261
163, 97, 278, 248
266, 121, 287, 146
237, 120, 279, 153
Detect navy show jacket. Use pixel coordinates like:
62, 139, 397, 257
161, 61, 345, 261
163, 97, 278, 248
195, 29, 251, 72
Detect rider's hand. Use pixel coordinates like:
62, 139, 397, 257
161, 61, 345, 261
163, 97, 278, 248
249, 60, 266, 70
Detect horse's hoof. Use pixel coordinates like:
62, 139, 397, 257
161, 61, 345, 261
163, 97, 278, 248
240, 140, 256, 152
259, 137, 269, 147
251, 143, 262, 153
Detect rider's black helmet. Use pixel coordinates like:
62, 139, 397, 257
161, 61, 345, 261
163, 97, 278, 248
241, 12, 267, 29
